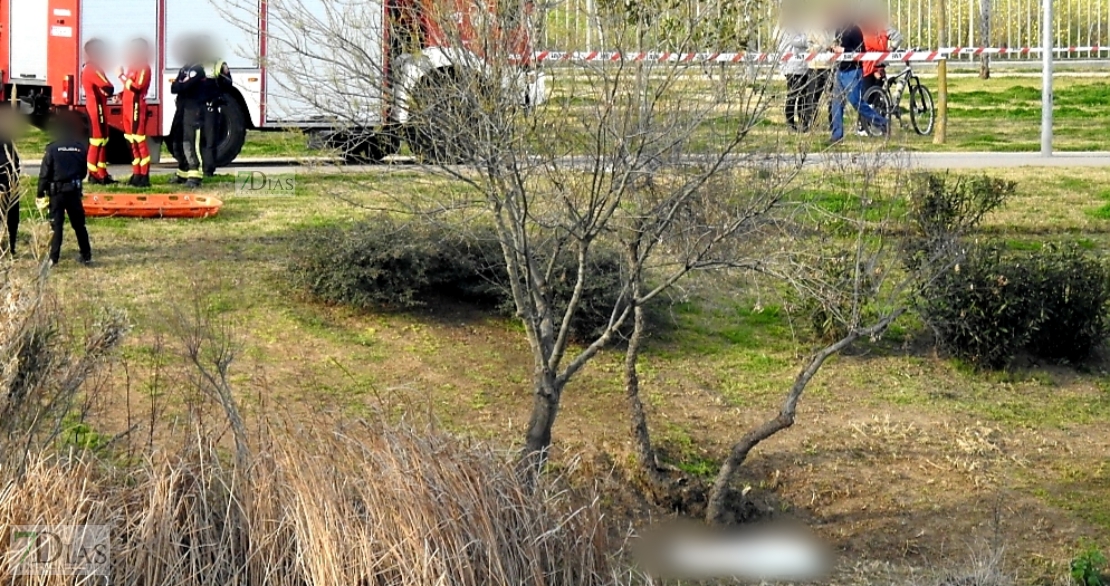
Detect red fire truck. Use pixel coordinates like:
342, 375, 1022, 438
0, 0, 545, 165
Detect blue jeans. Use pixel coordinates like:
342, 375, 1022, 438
831, 68, 887, 141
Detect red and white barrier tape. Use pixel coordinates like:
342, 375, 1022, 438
533, 46, 1110, 63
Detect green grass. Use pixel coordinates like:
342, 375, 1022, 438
16, 127, 311, 162
10, 158, 1110, 567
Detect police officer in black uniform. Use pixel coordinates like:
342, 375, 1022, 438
37, 111, 92, 266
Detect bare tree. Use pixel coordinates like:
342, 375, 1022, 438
220, 0, 826, 478
698, 161, 1010, 523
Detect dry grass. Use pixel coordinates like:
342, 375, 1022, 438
0, 417, 625, 586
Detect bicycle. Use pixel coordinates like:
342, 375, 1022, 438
862, 63, 935, 136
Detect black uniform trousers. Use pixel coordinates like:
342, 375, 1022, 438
784, 73, 807, 131
178, 103, 219, 178
49, 185, 91, 263
0, 181, 18, 255
790, 70, 831, 133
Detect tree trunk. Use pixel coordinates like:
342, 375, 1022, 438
979, 0, 991, 79
704, 314, 899, 525
624, 298, 665, 485
519, 372, 561, 480
705, 414, 794, 524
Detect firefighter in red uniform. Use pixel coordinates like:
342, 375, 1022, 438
118, 38, 153, 188
81, 39, 117, 185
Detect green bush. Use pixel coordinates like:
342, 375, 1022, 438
288, 217, 634, 342
793, 251, 882, 343
1071, 544, 1108, 586
288, 220, 452, 309
902, 173, 1014, 272
918, 242, 1110, 368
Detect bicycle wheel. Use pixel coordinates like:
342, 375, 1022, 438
909, 81, 935, 136
862, 86, 892, 137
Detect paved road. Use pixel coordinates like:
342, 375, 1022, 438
21, 151, 1110, 178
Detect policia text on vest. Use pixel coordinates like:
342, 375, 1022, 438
170, 59, 232, 187
37, 137, 93, 265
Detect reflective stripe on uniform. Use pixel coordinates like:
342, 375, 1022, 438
139, 157, 151, 165
186, 170, 203, 179
87, 163, 99, 171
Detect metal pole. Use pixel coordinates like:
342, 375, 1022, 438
1041, 0, 1053, 156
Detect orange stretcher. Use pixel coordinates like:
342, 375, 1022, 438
82, 193, 224, 219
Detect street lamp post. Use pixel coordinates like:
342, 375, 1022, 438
1041, 0, 1053, 156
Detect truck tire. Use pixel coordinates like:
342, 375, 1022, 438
67, 110, 131, 165
213, 98, 247, 167
311, 129, 401, 164
405, 69, 478, 164
354, 128, 402, 163
169, 93, 247, 168
106, 127, 134, 165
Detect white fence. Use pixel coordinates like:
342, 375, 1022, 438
538, 0, 1110, 57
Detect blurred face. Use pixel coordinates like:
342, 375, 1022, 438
0, 108, 25, 140
197, 36, 216, 62
130, 41, 152, 67
84, 42, 105, 65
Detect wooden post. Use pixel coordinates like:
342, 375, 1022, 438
934, 58, 948, 144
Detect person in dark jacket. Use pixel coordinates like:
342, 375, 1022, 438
170, 36, 232, 186
169, 37, 207, 188
0, 108, 21, 257
829, 21, 888, 143
37, 111, 92, 265
197, 36, 233, 178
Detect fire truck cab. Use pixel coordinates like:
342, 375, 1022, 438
0, 0, 545, 165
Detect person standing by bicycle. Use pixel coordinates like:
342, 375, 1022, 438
829, 15, 888, 144
777, 2, 812, 131
857, 8, 903, 135
804, 7, 840, 135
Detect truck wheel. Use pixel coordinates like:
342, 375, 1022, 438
405, 69, 477, 164
368, 127, 402, 161
313, 129, 400, 164
106, 128, 134, 165
214, 97, 247, 167
174, 94, 248, 168
351, 128, 402, 163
